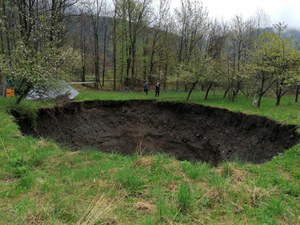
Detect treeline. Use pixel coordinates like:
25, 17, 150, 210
0, 0, 300, 106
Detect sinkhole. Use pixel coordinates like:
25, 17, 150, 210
14, 100, 299, 165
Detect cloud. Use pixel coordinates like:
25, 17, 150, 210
272, 5, 300, 28
169, 0, 300, 28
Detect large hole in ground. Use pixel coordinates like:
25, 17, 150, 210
14, 100, 299, 165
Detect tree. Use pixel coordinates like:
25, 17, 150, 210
0, 43, 81, 103
112, 0, 119, 90
84, 0, 104, 89
0, 0, 80, 103
125, 0, 152, 88
147, 0, 170, 82
0, 0, 15, 95
226, 15, 256, 101
175, 0, 209, 91
250, 32, 278, 107
272, 23, 300, 106
75, 6, 89, 84
251, 31, 300, 107
295, 82, 300, 103
101, 12, 108, 87
175, 54, 209, 101
203, 20, 229, 100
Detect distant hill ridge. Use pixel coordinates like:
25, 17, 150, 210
283, 28, 300, 42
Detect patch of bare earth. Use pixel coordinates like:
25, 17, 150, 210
14, 100, 299, 165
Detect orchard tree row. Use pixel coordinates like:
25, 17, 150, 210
0, 0, 299, 106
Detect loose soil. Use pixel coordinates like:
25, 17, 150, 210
14, 100, 299, 165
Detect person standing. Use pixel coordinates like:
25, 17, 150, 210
143, 82, 149, 95
155, 82, 161, 97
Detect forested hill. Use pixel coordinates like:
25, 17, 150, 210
66, 16, 300, 48
262, 27, 300, 47
283, 28, 300, 44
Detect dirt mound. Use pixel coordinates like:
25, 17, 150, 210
14, 100, 299, 165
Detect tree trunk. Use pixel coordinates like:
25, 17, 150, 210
143, 38, 147, 81
186, 80, 198, 101
113, 41, 117, 90
275, 79, 282, 106
204, 83, 213, 100
50, 0, 58, 43
176, 73, 179, 91
15, 79, 31, 105
257, 77, 265, 108
223, 88, 229, 99
149, 35, 157, 81
295, 84, 299, 103
81, 49, 86, 83
257, 94, 262, 108
112, 10, 117, 91
80, 20, 86, 84
131, 39, 137, 89
102, 18, 107, 87
276, 86, 282, 106
94, 36, 100, 89
163, 63, 168, 90
0, 29, 4, 53
120, 26, 125, 86
2, 0, 11, 57
231, 82, 241, 102
125, 45, 131, 86
276, 95, 281, 106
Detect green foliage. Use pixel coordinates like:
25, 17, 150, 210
0, 42, 81, 102
250, 31, 300, 105
174, 56, 209, 85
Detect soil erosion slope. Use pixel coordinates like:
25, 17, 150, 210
15, 100, 299, 165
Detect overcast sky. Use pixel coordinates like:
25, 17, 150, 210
170, 0, 300, 29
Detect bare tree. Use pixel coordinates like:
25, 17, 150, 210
83, 0, 104, 89
175, 0, 209, 90
101, 9, 108, 87
112, 1, 118, 90
147, 0, 170, 82
122, 0, 152, 88
203, 20, 229, 100
79, 8, 88, 83
226, 15, 256, 101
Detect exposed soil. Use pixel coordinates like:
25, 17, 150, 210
14, 100, 299, 165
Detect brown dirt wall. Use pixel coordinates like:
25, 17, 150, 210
13, 100, 300, 165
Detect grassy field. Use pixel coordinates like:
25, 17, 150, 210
0, 90, 299, 224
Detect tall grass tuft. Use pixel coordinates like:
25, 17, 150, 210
181, 161, 211, 180
77, 194, 117, 225
116, 169, 144, 193
177, 182, 193, 213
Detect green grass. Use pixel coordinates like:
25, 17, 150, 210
177, 182, 193, 213
0, 90, 299, 224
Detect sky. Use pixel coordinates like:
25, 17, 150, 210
169, 0, 300, 29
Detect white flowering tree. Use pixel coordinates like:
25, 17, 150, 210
0, 42, 81, 104
250, 32, 300, 107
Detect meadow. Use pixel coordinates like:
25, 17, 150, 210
0, 90, 299, 224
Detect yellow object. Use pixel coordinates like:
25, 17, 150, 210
5, 88, 15, 97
